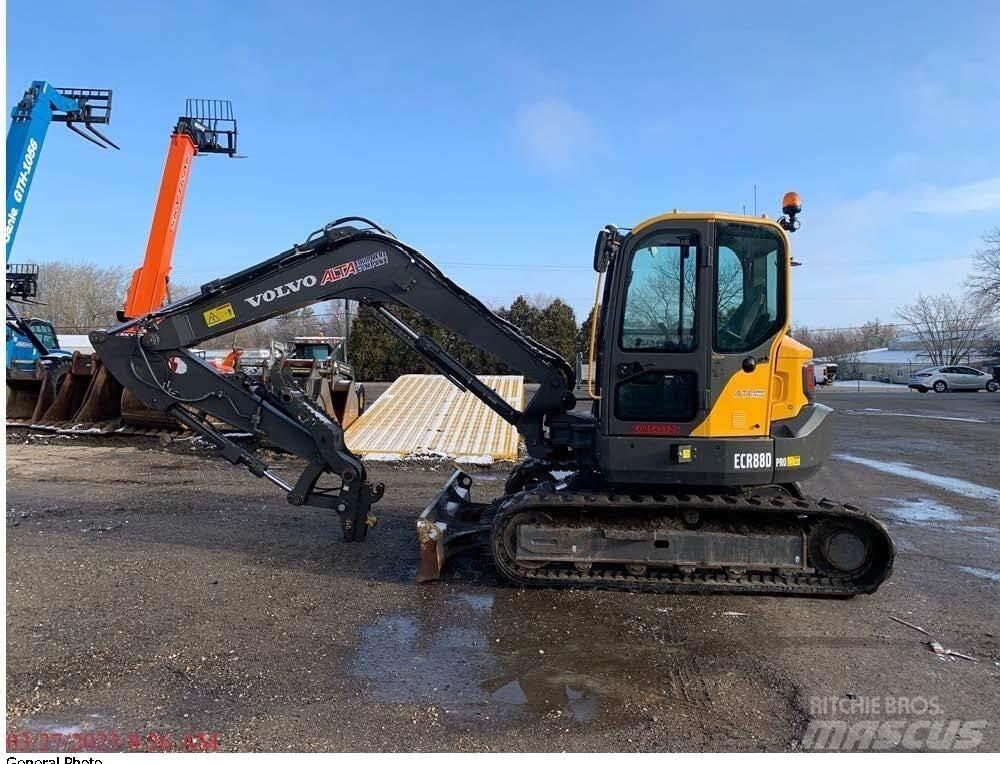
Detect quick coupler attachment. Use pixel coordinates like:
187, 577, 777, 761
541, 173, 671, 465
416, 470, 493, 582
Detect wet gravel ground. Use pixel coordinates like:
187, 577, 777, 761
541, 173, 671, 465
5, 389, 999, 751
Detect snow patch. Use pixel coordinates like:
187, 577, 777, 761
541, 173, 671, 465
958, 566, 1000, 583
836, 455, 1000, 503
882, 498, 962, 525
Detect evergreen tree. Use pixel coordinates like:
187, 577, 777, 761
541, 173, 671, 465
538, 298, 578, 362
576, 304, 599, 357
506, 295, 542, 339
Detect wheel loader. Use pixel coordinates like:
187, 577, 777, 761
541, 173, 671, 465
90, 197, 894, 596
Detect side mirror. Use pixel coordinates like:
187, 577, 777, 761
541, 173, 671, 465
593, 225, 619, 273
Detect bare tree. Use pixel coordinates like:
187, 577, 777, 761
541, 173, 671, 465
25, 261, 129, 332
967, 226, 1000, 305
790, 325, 867, 362
525, 293, 557, 310
857, 319, 898, 349
896, 292, 995, 366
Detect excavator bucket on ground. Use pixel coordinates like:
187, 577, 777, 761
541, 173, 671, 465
10, 352, 127, 434
35, 352, 100, 424
5, 364, 52, 422
6, 353, 187, 435
63, 355, 124, 430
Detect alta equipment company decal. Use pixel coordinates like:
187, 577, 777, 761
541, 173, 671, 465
321, 250, 390, 285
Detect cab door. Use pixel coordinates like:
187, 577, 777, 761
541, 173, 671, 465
600, 222, 711, 437
693, 221, 788, 437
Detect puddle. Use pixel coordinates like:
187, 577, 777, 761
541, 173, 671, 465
958, 566, 1000, 583
836, 455, 1000, 503
882, 498, 962, 526
350, 594, 620, 725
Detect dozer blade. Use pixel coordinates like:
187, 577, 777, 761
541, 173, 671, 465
36, 352, 96, 424
120, 386, 182, 430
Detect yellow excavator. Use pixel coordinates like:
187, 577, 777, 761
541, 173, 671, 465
91, 196, 894, 595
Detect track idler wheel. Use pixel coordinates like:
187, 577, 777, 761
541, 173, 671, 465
492, 508, 552, 577
809, 519, 877, 580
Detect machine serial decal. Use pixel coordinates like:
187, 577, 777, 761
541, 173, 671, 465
632, 423, 681, 435
733, 451, 772, 470
244, 276, 318, 308
203, 302, 236, 327
321, 250, 390, 285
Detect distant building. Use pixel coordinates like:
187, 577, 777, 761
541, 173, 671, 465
57, 334, 95, 354
822, 335, 997, 383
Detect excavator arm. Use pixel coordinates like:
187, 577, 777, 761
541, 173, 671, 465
91, 218, 587, 541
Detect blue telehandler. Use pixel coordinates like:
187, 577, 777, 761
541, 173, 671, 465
6, 81, 116, 419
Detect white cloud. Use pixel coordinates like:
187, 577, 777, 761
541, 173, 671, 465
513, 99, 600, 174
908, 177, 1000, 215
790, 176, 1000, 326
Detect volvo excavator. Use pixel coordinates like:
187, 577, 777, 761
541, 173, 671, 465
91, 196, 894, 596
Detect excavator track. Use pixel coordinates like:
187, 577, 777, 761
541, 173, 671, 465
490, 485, 894, 596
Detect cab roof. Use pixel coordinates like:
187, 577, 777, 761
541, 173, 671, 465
631, 210, 786, 236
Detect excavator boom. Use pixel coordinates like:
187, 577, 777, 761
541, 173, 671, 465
92, 218, 586, 540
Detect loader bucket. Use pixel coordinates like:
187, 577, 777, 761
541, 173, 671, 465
6, 365, 49, 422
36, 352, 96, 423
68, 356, 124, 428
120, 387, 181, 430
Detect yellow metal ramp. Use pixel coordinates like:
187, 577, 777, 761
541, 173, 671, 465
345, 374, 523, 462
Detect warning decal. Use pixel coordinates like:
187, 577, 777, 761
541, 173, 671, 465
203, 303, 235, 327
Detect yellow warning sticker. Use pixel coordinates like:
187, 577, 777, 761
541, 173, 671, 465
203, 303, 235, 327
787, 455, 801, 467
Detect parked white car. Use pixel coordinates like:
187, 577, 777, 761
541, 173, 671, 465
908, 366, 1000, 393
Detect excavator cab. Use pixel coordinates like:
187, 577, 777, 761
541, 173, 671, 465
590, 212, 825, 488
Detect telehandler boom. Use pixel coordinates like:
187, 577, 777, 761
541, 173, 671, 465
92, 202, 894, 596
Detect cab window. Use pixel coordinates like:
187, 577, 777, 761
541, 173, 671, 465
714, 223, 785, 353
30, 322, 58, 350
620, 231, 698, 352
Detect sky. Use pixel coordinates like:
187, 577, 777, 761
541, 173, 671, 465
7, 1, 1000, 330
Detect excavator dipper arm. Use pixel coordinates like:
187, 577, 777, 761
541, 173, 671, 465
91, 219, 585, 541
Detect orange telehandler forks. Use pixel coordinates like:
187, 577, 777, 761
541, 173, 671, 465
121, 99, 238, 320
